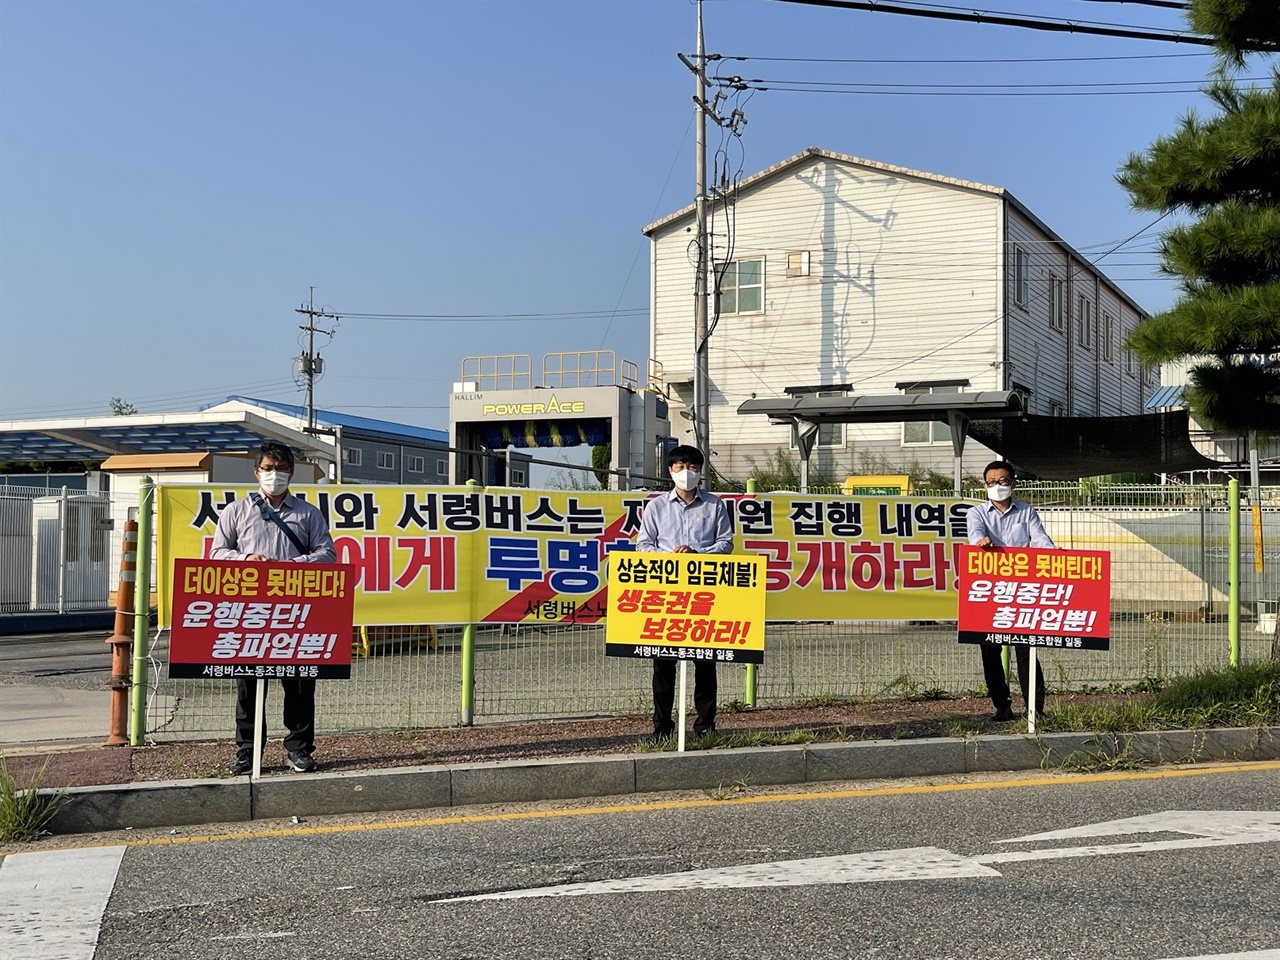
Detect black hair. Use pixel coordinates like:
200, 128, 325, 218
666, 444, 705, 469
256, 440, 296, 472
983, 460, 1016, 480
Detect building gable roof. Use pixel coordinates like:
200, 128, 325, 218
642, 145, 1148, 319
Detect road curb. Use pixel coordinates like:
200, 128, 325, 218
45, 725, 1280, 835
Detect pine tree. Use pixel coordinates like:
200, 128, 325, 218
1116, 0, 1280, 434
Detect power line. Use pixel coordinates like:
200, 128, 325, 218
750, 75, 1250, 89
767, 0, 1223, 47
728, 52, 1211, 63
1077, 0, 1188, 9
337, 309, 647, 322
761, 85, 1233, 96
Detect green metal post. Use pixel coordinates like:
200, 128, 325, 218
460, 478, 480, 725
129, 477, 154, 745
1228, 478, 1241, 667
744, 477, 759, 707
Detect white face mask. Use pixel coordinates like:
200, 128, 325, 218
259, 470, 290, 496
986, 484, 1013, 502
671, 468, 701, 491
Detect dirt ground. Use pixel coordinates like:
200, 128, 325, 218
4, 693, 1136, 790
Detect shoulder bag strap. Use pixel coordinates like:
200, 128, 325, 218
250, 492, 309, 557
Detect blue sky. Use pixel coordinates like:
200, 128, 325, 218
0, 0, 1256, 437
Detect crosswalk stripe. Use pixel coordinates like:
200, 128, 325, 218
0, 845, 126, 959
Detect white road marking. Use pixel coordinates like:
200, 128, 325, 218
0, 845, 126, 960
998, 810, 1280, 844
1159, 952, 1280, 960
436, 847, 999, 902
437, 810, 1280, 903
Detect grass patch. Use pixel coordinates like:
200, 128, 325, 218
1043, 661, 1280, 733
942, 716, 985, 738
1, 756, 70, 843
703, 777, 749, 801
1052, 734, 1147, 773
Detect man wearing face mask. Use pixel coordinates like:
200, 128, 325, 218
966, 460, 1054, 722
636, 445, 734, 741
211, 440, 335, 775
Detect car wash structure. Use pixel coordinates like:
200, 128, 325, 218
448, 351, 672, 489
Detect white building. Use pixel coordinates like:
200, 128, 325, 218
645, 147, 1158, 481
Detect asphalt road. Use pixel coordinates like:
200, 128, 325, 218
7, 764, 1278, 959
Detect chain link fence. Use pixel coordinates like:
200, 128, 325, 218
4, 481, 1266, 738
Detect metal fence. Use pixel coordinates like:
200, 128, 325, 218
2, 481, 1263, 737
0, 485, 141, 615
127, 482, 1269, 741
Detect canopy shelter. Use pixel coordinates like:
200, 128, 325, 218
0, 410, 334, 468
737, 391, 1027, 494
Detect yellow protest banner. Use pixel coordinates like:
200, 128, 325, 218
603, 552, 767, 664
157, 484, 975, 627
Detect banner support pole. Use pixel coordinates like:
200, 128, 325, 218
1027, 647, 1037, 735
1228, 478, 1240, 667
252, 680, 266, 779
744, 478, 759, 708
677, 660, 688, 752
129, 477, 154, 746
461, 479, 481, 724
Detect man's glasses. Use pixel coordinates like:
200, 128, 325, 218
983, 478, 1014, 487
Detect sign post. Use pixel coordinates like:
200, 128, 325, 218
606, 552, 766, 751
957, 545, 1111, 731
167, 558, 358, 776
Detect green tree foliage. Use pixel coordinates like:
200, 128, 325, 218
1116, 0, 1280, 434
109, 397, 138, 415
590, 443, 611, 489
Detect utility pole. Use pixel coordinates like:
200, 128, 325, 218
676, 0, 711, 460
294, 287, 338, 433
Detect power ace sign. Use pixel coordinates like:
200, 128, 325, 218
168, 558, 358, 679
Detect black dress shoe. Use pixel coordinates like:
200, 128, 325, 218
230, 752, 252, 776
991, 707, 1017, 722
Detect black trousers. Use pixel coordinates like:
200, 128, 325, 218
980, 643, 1045, 714
652, 659, 717, 735
235, 677, 316, 755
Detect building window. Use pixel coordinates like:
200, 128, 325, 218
1014, 247, 1029, 308
718, 257, 763, 314
1012, 382, 1031, 413
1102, 313, 1114, 362
343, 448, 362, 466
512, 469, 526, 485
1076, 296, 1092, 350
1125, 345, 1136, 376
437, 459, 447, 475
377, 451, 394, 470
407, 455, 424, 474
1049, 401, 1064, 417
902, 383, 961, 445
1049, 276, 1064, 331
786, 251, 810, 278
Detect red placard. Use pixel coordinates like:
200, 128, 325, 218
168, 558, 358, 679
957, 545, 1111, 651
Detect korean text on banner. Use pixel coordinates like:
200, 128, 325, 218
157, 484, 974, 627
605, 552, 767, 665
168, 558, 358, 679
956, 545, 1111, 651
